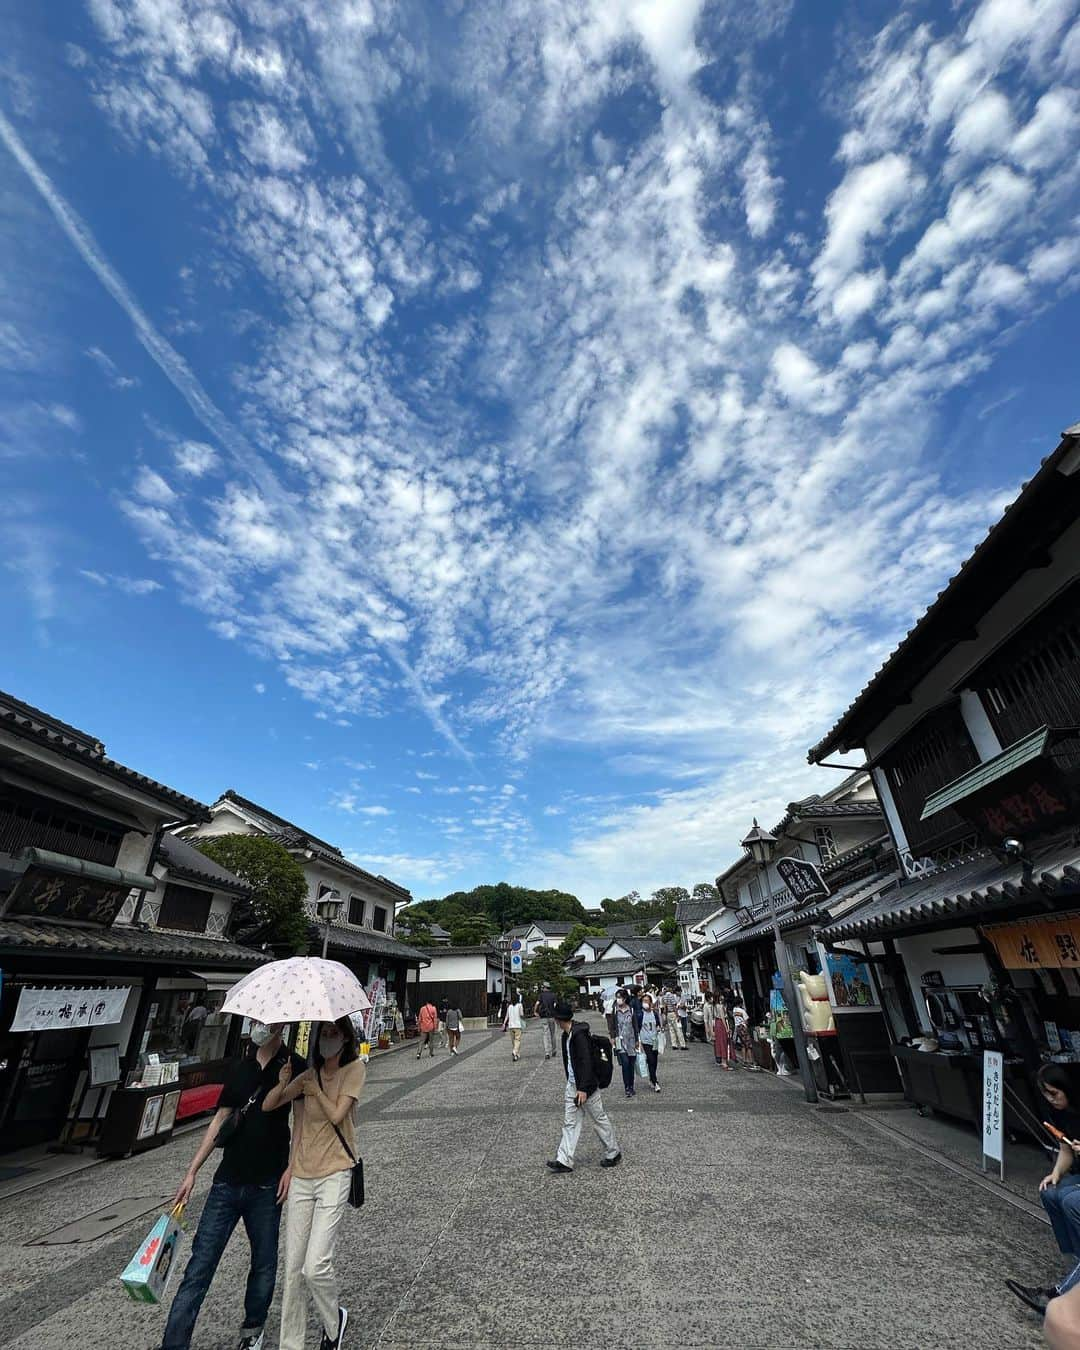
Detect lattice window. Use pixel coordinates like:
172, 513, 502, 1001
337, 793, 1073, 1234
348, 895, 366, 926
881, 702, 979, 855
0, 796, 122, 866
157, 883, 213, 933
372, 905, 388, 932
814, 825, 837, 862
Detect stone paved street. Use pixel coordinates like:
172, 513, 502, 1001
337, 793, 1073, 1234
0, 1022, 1062, 1350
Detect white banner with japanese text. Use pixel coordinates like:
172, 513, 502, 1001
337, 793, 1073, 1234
983, 1050, 1004, 1162
10, 986, 131, 1033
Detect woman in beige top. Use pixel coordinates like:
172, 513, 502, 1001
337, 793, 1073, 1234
263, 1017, 365, 1350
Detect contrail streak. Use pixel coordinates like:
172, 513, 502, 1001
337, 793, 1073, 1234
0, 109, 471, 759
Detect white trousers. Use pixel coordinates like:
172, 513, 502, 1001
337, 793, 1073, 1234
280, 1170, 351, 1350
541, 1018, 558, 1057
668, 1017, 686, 1049
555, 1083, 620, 1167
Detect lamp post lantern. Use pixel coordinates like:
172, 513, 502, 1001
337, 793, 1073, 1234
316, 889, 344, 960
740, 819, 819, 1105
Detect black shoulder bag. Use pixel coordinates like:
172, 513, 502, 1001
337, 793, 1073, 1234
317, 1068, 365, 1207
214, 1088, 260, 1149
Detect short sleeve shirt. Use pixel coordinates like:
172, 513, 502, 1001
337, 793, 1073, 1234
294, 1059, 366, 1180
214, 1046, 306, 1185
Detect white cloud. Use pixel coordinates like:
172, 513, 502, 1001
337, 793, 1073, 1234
1010, 88, 1080, 170
85, 345, 138, 389
79, 568, 162, 595
254, 681, 266, 693
174, 440, 220, 476
813, 154, 919, 301
949, 88, 1014, 161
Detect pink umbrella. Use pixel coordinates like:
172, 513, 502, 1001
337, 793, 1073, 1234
222, 957, 371, 1024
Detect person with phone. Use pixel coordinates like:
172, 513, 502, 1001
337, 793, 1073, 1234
1007, 1064, 1080, 1318
160, 1021, 305, 1350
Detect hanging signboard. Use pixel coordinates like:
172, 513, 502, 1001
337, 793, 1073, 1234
776, 857, 830, 907
983, 915, 1080, 970
10, 986, 131, 1033
982, 1049, 1004, 1178
4, 867, 132, 926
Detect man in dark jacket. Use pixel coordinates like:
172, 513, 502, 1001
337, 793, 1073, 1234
546, 1001, 621, 1173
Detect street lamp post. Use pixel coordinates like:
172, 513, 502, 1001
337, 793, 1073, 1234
495, 934, 512, 1018
740, 820, 819, 1105
316, 888, 344, 960
638, 949, 648, 989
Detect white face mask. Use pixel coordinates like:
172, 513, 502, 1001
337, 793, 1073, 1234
319, 1031, 345, 1058
250, 1022, 279, 1047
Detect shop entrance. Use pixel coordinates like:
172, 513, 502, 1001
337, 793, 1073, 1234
0, 1024, 87, 1154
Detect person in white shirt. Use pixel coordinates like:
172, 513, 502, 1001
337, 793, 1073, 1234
503, 995, 525, 1061
603, 990, 616, 1039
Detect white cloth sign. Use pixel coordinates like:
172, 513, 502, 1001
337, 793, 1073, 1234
10, 986, 131, 1033
983, 1050, 1004, 1162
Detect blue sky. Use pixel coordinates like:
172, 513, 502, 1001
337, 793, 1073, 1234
1, 0, 1077, 904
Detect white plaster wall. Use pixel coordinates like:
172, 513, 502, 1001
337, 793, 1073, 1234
418, 953, 487, 983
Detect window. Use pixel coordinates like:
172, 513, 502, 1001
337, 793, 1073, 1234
135, 988, 230, 1078
880, 701, 979, 855
372, 905, 387, 932
348, 896, 366, 926
157, 883, 213, 934
0, 794, 123, 867
814, 826, 837, 863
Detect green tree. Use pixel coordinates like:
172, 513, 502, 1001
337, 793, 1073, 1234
194, 834, 310, 953
397, 912, 437, 947
405, 882, 588, 935
691, 881, 720, 905
448, 914, 494, 946
557, 924, 608, 958
648, 886, 690, 917
519, 948, 577, 1007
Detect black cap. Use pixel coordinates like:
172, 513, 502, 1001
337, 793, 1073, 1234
553, 1000, 574, 1021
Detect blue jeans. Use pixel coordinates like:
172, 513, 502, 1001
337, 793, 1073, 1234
1041, 1173, 1080, 1293
162, 1179, 282, 1348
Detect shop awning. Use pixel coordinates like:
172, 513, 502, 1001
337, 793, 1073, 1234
820, 832, 1080, 943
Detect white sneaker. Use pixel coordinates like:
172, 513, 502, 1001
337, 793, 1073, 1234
238, 1333, 264, 1350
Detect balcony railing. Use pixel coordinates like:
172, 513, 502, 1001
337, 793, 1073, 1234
897, 831, 982, 879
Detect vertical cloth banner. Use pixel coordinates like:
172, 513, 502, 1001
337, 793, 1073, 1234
983, 1050, 1004, 1169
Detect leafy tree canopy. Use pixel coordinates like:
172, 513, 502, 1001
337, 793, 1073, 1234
519, 948, 578, 1005
406, 882, 587, 935
194, 834, 310, 953
691, 881, 721, 905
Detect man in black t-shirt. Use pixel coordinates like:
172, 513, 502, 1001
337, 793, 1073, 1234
161, 1022, 305, 1350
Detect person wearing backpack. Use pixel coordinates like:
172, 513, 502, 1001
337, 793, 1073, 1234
546, 1001, 621, 1173
161, 1021, 305, 1350
416, 1000, 439, 1058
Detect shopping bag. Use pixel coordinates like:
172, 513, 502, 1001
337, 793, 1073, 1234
635, 1050, 648, 1078
120, 1205, 185, 1304
656, 1032, 666, 1056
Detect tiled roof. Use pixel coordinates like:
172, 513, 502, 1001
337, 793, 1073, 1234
572, 955, 676, 978
809, 425, 1080, 762
0, 917, 267, 967
218, 790, 411, 899
0, 689, 209, 819
821, 834, 1080, 941
675, 898, 720, 927
529, 920, 577, 936
320, 924, 430, 964
421, 944, 500, 959
159, 833, 252, 895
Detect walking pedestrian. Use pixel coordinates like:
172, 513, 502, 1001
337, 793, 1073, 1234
702, 992, 716, 1044
1007, 1064, 1080, 1316
266, 1018, 365, 1350
546, 1001, 621, 1172
603, 988, 617, 1040
504, 993, 525, 1060
534, 982, 558, 1060
732, 999, 756, 1069
662, 986, 687, 1050
677, 993, 690, 1045
445, 1005, 464, 1054
437, 998, 450, 1050
416, 1000, 439, 1058
638, 993, 662, 1092
713, 995, 735, 1071
613, 990, 638, 1098
160, 1021, 304, 1350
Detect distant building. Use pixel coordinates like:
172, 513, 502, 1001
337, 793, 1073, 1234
414, 946, 503, 1026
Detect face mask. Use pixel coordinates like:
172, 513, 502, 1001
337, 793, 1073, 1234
319, 1031, 345, 1058
250, 1022, 278, 1047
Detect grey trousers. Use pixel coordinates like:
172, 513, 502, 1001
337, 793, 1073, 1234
540, 1018, 558, 1058
555, 1083, 620, 1167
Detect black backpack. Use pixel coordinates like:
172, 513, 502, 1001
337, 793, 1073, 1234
590, 1033, 614, 1089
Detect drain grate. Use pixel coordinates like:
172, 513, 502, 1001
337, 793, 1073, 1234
26, 1195, 172, 1246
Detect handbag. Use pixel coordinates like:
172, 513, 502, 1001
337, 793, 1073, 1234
635, 1050, 648, 1078
318, 1069, 365, 1208
656, 1031, 666, 1056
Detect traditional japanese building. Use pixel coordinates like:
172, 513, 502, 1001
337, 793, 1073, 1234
0, 691, 266, 1157
809, 422, 1080, 1125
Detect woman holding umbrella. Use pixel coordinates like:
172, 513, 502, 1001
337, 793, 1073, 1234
265, 1017, 365, 1350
